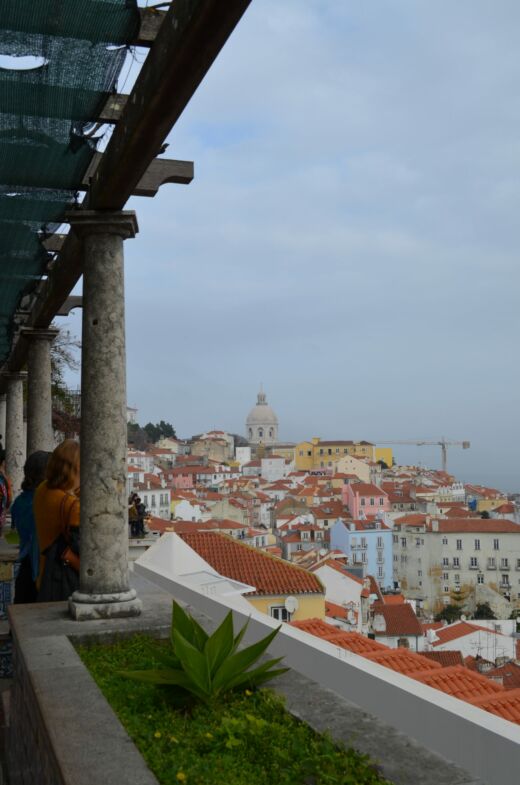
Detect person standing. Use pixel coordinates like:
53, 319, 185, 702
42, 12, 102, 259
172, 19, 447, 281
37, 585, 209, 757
0, 447, 12, 536
34, 440, 80, 601
12, 451, 50, 603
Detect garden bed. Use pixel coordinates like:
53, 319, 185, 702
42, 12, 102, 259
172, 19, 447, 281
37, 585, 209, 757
78, 634, 391, 785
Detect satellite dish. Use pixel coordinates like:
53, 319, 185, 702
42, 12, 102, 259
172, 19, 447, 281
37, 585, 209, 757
460, 614, 466, 621
319, 548, 328, 556
285, 596, 299, 614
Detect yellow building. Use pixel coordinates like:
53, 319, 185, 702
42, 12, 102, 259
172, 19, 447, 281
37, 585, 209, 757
375, 447, 393, 467
294, 437, 391, 472
179, 530, 325, 622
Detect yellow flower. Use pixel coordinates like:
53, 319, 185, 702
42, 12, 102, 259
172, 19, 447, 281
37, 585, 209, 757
245, 689, 253, 696
176, 773, 187, 782
154, 731, 162, 739
205, 732, 213, 739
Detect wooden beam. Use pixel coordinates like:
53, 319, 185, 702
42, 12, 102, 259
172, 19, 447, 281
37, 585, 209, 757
0, 0, 252, 382
90, 0, 252, 208
42, 234, 66, 253
57, 296, 83, 316
136, 8, 167, 47
98, 94, 128, 124
82, 155, 194, 196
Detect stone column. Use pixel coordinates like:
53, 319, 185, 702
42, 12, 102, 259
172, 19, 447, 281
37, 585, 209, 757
67, 210, 141, 621
23, 328, 58, 455
0, 394, 6, 447
4, 373, 27, 498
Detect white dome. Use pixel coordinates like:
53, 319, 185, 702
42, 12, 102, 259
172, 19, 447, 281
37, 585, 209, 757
245, 389, 278, 445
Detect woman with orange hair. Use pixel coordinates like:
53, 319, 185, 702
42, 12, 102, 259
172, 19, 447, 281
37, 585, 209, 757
34, 439, 80, 601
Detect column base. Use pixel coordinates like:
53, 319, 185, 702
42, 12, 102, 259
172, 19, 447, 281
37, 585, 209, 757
69, 589, 142, 621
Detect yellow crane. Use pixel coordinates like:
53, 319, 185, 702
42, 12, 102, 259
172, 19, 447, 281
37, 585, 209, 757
377, 439, 470, 473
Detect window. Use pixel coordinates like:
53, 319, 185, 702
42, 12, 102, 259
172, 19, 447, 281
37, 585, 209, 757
362, 552, 367, 563
494, 539, 500, 551
418, 570, 422, 577
151, 496, 156, 507
454, 574, 460, 582
377, 536, 383, 548
477, 574, 484, 584
379, 498, 384, 506
336, 448, 339, 454
378, 566, 384, 578
501, 558, 509, 570
258, 428, 263, 438
442, 537, 448, 545
456, 539, 462, 551
307, 450, 312, 457
443, 572, 449, 580
270, 606, 290, 622
344, 448, 348, 453
361, 498, 366, 506
319, 449, 323, 455
517, 559, 520, 570
299, 450, 304, 456
444, 586, 450, 593
416, 538, 421, 548
393, 554, 398, 562
442, 557, 449, 567
361, 537, 367, 548
474, 539, 480, 551
328, 449, 332, 455
488, 557, 496, 568
296, 544, 302, 551
470, 557, 478, 568
401, 554, 407, 563
401, 537, 407, 548
144, 495, 148, 506
370, 497, 375, 506
393, 534, 398, 544
453, 557, 460, 567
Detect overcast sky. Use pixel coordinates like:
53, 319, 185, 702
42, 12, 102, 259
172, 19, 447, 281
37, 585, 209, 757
64, 1, 520, 491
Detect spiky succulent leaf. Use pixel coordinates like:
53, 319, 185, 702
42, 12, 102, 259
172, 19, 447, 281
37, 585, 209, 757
212, 625, 281, 691
204, 611, 234, 676
172, 628, 211, 695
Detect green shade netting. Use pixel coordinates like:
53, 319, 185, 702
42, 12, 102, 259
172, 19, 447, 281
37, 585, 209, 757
0, 0, 140, 363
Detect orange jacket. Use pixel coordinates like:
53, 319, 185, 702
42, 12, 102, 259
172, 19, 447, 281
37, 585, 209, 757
33, 481, 80, 586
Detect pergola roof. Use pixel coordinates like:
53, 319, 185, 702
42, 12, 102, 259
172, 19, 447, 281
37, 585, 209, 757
0, 0, 140, 363
0, 0, 251, 381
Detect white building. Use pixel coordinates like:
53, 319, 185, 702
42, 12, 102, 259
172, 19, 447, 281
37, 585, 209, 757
427, 620, 517, 662
245, 387, 278, 445
393, 516, 520, 615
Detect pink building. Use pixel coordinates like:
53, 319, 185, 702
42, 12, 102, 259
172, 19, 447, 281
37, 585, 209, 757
343, 482, 390, 519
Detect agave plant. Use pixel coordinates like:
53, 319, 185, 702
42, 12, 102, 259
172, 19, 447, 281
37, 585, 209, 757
121, 601, 288, 703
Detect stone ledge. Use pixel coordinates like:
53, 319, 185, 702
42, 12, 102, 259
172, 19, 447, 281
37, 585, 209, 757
6, 575, 482, 785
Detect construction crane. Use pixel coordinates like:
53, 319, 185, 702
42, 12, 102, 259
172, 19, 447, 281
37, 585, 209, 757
377, 439, 470, 473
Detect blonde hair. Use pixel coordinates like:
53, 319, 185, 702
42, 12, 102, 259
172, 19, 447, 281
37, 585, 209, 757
46, 440, 80, 490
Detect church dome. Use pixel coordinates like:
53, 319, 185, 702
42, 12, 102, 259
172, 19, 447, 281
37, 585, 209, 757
246, 388, 278, 445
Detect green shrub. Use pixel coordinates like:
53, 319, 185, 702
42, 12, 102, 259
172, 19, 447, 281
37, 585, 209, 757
121, 601, 288, 703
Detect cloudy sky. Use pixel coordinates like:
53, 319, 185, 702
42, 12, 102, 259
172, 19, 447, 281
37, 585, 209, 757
64, 1, 520, 490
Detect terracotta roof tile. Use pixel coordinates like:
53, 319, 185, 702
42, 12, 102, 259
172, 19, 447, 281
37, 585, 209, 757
372, 602, 423, 636
179, 531, 323, 596
291, 619, 387, 654
382, 594, 405, 605
485, 663, 520, 691
420, 650, 465, 668
469, 688, 520, 724
413, 666, 504, 701
432, 621, 505, 647
363, 649, 442, 676
435, 519, 520, 533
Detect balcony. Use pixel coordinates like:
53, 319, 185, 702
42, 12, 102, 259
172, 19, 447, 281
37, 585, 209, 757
468, 563, 480, 570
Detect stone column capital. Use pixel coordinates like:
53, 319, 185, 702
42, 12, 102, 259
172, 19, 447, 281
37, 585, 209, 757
20, 327, 59, 343
66, 210, 138, 240
1, 371, 27, 382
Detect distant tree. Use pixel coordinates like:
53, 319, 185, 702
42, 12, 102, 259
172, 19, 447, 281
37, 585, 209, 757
158, 420, 176, 439
434, 604, 463, 624
127, 422, 149, 450
143, 421, 177, 444
50, 323, 81, 411
377, 460, 389, 469
474, 603, 496, 620
480, 510, 491, 519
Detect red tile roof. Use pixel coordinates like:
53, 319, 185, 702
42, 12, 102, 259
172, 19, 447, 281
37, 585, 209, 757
179, 531, 324, 596
382, 594, 405, 605
469, 688, 520, 724
363, 649, 442, 677
372, 602, 423, 636
350, 483, 387, 497
434, 519, 520, 533
325, 601, 348, 619
420, 650, 465, 668
432, 621, 505, 647
291, 619, 387, 654
413, 666, 504, 701
485, 663, 520, 691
